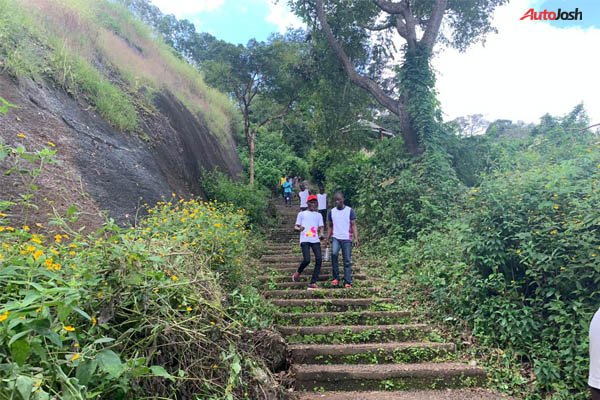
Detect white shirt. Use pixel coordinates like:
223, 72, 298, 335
590, 308, 600, 388
295, 210, 324, 243
299, 190, 310, 208
329, 206, 355, 241
317, 193, 327, 210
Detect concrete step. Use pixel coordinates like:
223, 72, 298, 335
279, 324, 431, 344
265, 266, 352, 275
289, 342, 455, 364
298, 389, 509, 400
293, 362, 487, 391
257, 274, 367, 283
261, 255, 304, 262
263, 288, 381, 299
270, 297, 393, 312
265, 281, 377, 290
275, 311, 410, 326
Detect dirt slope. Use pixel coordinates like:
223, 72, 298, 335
0, 74, 241, 229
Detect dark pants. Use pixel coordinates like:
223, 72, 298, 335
592, 386, 600, 400
331, 237, 352, 284
319, 209, 327, 223
298, 242, 322, 284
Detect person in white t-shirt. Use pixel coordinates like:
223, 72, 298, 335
298, 184, 310, 211
590, 307, 600, 399
317, 185, 327, 223
326, 191, 359, 288
292, 195, 324, 290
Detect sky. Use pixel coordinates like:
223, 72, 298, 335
150, 0, 600, 125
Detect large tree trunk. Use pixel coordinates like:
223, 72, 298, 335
248, 131, 255, 187
399, 108, 421, 155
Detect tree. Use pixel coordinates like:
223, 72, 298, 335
290, 0, 508, 155
200, 33, 310, 185
452, 114, 489, 137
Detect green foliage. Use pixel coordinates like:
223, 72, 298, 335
0, 144, 276, 399
240, 130, 309, 190
0, 96, 18, 115
374, 109, 600, 399
201, 170, 271, 228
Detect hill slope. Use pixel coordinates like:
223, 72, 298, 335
0, 0, 241, 227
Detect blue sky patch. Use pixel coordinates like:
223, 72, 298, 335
538, 0, 600, 28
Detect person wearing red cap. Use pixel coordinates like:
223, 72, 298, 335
292, 194, 324, 290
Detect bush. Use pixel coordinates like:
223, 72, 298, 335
201, 170, 271, 228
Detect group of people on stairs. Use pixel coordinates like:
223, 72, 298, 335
279, 178, 359, 290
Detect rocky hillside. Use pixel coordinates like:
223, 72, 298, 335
0, 0, 241, 228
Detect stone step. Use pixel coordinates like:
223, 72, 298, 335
264, 268, 360, 278
257, 274, 367, 283
275, 311, 410, 326
279, 324, 430, 344
297, 389, 509, 400
266, 281, 376, 290
289, 341, 455, 364
271, 297, 394, 312
263, 288, 380, 299
261, 256, 304, 262
293, 362, 487, 391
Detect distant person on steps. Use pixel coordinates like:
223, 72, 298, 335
298, 183, 310, 211
282, 177, 293, 207
327, 191, 359, 289
292, 195, 324, 290
317, 185, 327, 223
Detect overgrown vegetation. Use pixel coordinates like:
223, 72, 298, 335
360, 108, 599, 399
0, 140, 279, 399
0, 0, 236, 140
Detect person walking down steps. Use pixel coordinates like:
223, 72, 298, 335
292, 195, 324, 290
298, 183, 310, 211
327, 191, 359, 289
317, 185, 327, 223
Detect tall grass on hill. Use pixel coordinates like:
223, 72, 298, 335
0, 0, 236, 142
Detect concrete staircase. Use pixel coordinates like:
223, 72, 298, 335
262, 201, 508, 399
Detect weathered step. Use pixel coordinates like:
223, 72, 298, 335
257, 274, 367, 283
261, 255, 304, 262
266, 281, 376, 290
275, 311, 410, 326
298, 388, 509, 400
263, 288, 380, 299
289, 342, 455, 364
270, 297, 392, 312
265, 267, 354, 275
293, 362, 486, 391
279, 323, 430, 344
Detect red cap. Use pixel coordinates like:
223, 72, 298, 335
307, 194, 318, 202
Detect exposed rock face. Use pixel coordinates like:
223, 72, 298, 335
0, 75, 241, 229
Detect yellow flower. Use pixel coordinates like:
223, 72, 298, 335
50, 248, 59, 255
171, 275, 179, 282
31, 236, 42, 244
91, 316, 97, 326
0, 227, 4, 232
35, 223, 43, 228
69, 353, 81, 362
0, 311, 8, 322
69, 243, 77, 249
26, 245, 36, 253
22, 225, 30, 231
69, 251, 76, 256
0, 212, 7, 218
186, 306, 193, 312
52, 263, 61, 271
47, 141, 56, 147
214, 223, 222, 228
17, 133, 26, 139
553, 204, 560, 210
33, 250, 43, 260
44, 258, 54, 269
54, 234, 62, 243
0, 253, 3, 262
550, 229, 558, 235
64, 325, 75, 332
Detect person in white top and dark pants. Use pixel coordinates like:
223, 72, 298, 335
326, 191, 359, 289
590, 307, 600, 399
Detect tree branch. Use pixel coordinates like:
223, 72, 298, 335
421, 0, 447, 50
372, 0, 404, 14
315, 0, 402, 116
361, 21, 395, 31
253, 100, 294, 133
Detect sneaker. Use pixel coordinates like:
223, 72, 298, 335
292, 272, 300, 282
307, 283, 318, 290
331, 279, 339, 286
344, 283, 352, 289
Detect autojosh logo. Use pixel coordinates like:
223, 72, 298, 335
520, 8, 583, 21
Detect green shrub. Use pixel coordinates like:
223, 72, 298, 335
201, 170, 271, 228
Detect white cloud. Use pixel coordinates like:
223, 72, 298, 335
150, 0, 224, 18
265, 0, 304, 33
433, 0, 600, 124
